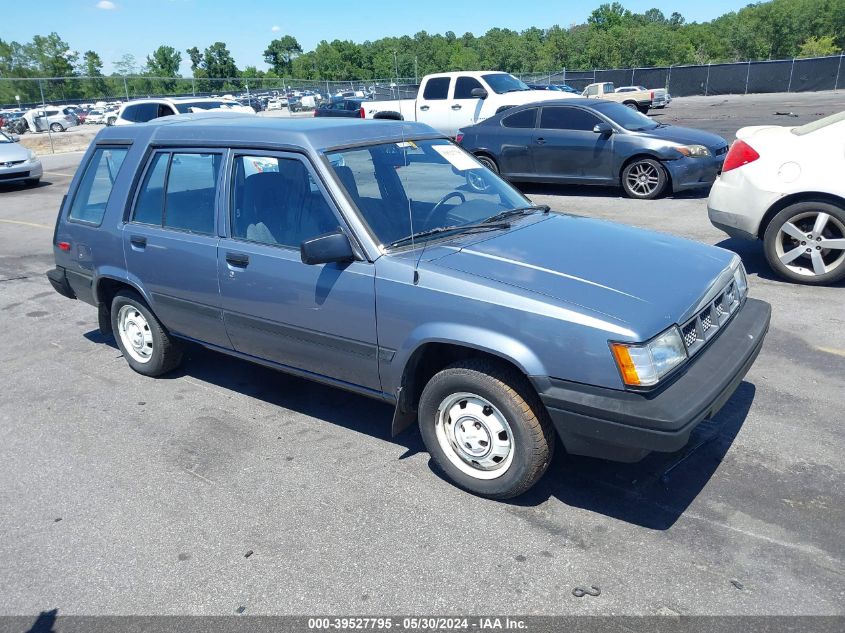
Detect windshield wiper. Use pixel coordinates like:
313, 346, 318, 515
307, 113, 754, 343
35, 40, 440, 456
483, 205, 549, 224
387, 222, 511, 249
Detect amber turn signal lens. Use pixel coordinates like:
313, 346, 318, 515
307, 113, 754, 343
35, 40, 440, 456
610, 343, 640, 386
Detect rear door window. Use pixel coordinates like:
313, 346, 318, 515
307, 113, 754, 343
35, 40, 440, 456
502, 108, 537, 128
131, 151, 221, 235
68, 147, 129, 224
423, 77, 450, 100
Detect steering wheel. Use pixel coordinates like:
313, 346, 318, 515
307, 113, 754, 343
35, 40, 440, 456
423, 191, 466, 226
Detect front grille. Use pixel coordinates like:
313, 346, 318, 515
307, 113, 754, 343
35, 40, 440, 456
0, 170, 29, 180
681, 279, 742, 357
1, 160, 25, 167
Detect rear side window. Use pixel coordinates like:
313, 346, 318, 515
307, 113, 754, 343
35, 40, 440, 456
131, 151, 220, 235
423, 77, 450, 100
540, 107, 601, 131
502, 108, 537, 129
68, 147, 129, 225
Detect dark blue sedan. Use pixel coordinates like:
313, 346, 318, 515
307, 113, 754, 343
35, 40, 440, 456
457, 98, 729, 199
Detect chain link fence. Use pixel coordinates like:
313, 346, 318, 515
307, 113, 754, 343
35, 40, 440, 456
2, 54, 843, 109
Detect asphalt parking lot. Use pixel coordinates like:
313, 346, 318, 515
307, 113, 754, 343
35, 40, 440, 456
1, 92, 843, 617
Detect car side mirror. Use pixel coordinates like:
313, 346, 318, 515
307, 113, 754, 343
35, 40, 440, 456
593, 122, 613, 135
470, 88, 489, 99
300, 230, 356, 265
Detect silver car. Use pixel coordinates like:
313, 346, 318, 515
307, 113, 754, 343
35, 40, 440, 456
0, 131, 43, 186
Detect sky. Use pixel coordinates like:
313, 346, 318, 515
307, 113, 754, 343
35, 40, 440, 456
4, 0, 752, 75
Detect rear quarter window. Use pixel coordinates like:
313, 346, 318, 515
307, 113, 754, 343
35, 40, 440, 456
67, 147, 129, 225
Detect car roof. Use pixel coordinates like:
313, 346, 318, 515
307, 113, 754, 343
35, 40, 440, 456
93, 113, 443, 152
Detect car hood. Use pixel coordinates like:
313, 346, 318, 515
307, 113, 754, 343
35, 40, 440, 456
0, 142, 30, 163
430, 214, 736, 340
637, 125, 727, 150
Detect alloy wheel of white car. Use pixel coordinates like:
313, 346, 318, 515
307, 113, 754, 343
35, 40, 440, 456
764, 202, 845, 284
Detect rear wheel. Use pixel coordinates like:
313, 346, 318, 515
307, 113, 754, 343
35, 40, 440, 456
621, 157, 668, 199
418, 358, 554, 499
763, 201, 845, 284
49, 122, 64, 132
475, 154, 499, 173
623, 101, 638, 110
111, 290, 183, 377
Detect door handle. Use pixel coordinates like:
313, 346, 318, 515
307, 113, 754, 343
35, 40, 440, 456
226, 252, 249, 267
129, 235, 146, 249
451, 104, 462, 110
419, 105, 430, 111
535, 137, 546, 145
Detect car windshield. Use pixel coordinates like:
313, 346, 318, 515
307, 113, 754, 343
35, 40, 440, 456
482, 73, 531, 94
325, 138, 532, 248
792, 110, 845, 136
591, 101, 659, 131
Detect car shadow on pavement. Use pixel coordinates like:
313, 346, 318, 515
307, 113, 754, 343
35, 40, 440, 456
509, 382, 756, 530
516, 182, 710, 200
85, 330, 753, 529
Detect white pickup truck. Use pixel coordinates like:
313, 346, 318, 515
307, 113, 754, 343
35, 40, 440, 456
362, 71, 576, 137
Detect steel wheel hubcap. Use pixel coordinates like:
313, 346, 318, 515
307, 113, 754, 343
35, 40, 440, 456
117, 305, 153, 363
435, 392, 514, 480
775, 211, 845, 277
626, 163, 659, 195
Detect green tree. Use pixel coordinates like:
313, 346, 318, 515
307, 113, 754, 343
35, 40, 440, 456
264, 36, 302, 75
113, 53, 137, 75
147, 45, 181, 77
798, 34, 840, 57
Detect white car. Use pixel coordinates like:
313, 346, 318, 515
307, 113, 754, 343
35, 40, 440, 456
708, 111, 845, 284
113, 97, 253, 126
85, 109, 106, 124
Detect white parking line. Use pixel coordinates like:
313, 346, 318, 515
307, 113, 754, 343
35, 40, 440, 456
815, 346, 845, 358
43, 171, 76, 178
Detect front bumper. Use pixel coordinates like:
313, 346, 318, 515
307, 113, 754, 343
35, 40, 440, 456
532, 298, 771, 462
666, 155, 724, 192
0, 160, 42, 183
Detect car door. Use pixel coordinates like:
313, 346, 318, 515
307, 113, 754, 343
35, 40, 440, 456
532, 106, 614, 183
416, 77, 452, 133
218, 151, 380, 392
123, 149, 231, 349
449, 76, 486, 135
495, 107, 538, 178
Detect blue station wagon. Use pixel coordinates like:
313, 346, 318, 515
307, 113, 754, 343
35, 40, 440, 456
48, 113, 771, 498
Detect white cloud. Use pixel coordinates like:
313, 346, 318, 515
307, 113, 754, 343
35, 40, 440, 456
271, 25, 281, 32
96, 1, 117, 9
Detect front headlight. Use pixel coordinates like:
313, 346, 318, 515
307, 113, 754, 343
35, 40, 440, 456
26, 149, 38, 163
610, 326, 688, 387
674, 144, 710, 158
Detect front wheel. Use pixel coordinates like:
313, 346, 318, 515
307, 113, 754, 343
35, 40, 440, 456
763, 201, 845, 284
418, 359, 555, 499
621, 158, 668, 199
111, 290, 183, 377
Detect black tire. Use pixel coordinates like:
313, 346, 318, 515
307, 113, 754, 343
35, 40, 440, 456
475, 154, 499, 173
621, 157, 669, 199
110, 290, 182, 377
418, 358, 555, 499
49, 122, 64, 133
763, 201, 845, 285
373, 111, 403, 121
623, 101, 638, 110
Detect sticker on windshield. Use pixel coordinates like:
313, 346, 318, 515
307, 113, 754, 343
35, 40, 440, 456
396, 141, 417, 149
432, 145, 482, 171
